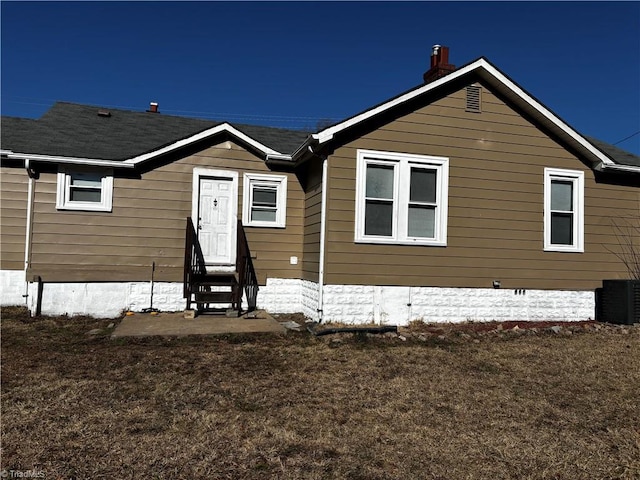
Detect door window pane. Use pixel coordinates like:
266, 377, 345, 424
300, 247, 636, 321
410, 168, 436, 203
408, 205, 435, 238
365, 200, 393, 236
551, 213, 573, 245
551, 181, 573, 211
366, 165, 394, 199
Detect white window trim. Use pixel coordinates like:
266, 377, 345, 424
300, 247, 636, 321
544, 167, 584, 253
355, 149, 449, 246
56, 167, 113, 212
242, 173, 287, 228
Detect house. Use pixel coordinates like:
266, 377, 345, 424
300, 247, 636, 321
2, 46, 639, 324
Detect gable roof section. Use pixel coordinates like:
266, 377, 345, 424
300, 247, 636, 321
303, 57, 638, 173
1, 102, 310, 165
2, 62, 638, 173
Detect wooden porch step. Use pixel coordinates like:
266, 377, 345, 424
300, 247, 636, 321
195, 291, 234, 303
192, 272, 239, 286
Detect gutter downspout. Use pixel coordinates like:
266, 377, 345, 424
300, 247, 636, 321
23, 159, 36, 307
317, 155, 328, 323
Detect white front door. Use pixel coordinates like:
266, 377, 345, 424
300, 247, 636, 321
194, 173, 237, 267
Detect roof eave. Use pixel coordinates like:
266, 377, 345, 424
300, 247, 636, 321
5, 122, 284, 168
597, 162, 640, 174
265, 153, 294, 166
5, 152, 135, 168
312, 60, 481, 144
287, 135, 319, 165
126, 123, 281, 165
475, 63, 616, 168
312, 57, 616, 170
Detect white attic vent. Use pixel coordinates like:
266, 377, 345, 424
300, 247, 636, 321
466, 84, 482, 113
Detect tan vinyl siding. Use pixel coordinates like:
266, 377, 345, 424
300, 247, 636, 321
323, 86, 640, 290
28, 141, 304, 284
1, 166, 28, 270
302, 159, 323, 282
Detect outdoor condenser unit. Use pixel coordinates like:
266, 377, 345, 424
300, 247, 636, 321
599, 280, 640, 325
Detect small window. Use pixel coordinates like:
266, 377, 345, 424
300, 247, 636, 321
544, 168, 584, 252
242, 173, 287, 228
56, 167, 113, 212
355, 150, 449, 246
466, 85, 481, 113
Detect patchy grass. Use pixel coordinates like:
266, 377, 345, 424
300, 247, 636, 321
2, 308, 639, 479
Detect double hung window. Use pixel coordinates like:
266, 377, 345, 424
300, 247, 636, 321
56, 168, 113, 212
242, 173, 287, 228
356, 150, 449, 246
544, 168, 584, 252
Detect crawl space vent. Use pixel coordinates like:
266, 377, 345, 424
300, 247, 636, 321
466, 85, 481, 113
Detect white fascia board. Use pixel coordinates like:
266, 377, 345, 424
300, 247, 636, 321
313, 59, 484, 144
6, 152, 134, 169
479, 61, 616, 166
265, 153, 295, 167
265, 153, 293, 162
290, 137, 317, 163
313, 58, 615, 167
599, 162, 640, 173
126, 123, 280, 166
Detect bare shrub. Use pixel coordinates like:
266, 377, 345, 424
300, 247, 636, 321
606, 210, 640, 280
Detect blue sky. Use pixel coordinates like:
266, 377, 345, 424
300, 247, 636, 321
2, 1, 639, 154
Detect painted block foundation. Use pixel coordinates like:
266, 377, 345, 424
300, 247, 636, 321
0, 272, 320, 319
1, 270, 26, 306
257, 278, 319, 321
321, 285, 595, 325
0, 270, 594, 323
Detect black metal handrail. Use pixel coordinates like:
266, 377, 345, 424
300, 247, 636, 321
184, 217, 206, 308
236, 219, 258, 311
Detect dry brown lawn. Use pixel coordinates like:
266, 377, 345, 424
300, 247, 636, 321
2, 307, 639, 479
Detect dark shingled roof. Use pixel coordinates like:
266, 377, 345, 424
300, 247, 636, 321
1, 117, 51, 153
1, 102, 310, 160
585, 136, 640, 168
2, 102, 638, 169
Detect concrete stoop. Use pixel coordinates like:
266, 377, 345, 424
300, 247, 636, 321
111, 310, 285, 338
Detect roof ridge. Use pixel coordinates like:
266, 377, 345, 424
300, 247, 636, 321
48, 101, 216, 122
3, 101, 311, 159
48, 101, 309, 135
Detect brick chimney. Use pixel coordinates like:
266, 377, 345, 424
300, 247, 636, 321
423, 45, 456, 83
147, 102, 159, 113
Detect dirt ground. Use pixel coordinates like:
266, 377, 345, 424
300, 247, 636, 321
2, 307, 639, 479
